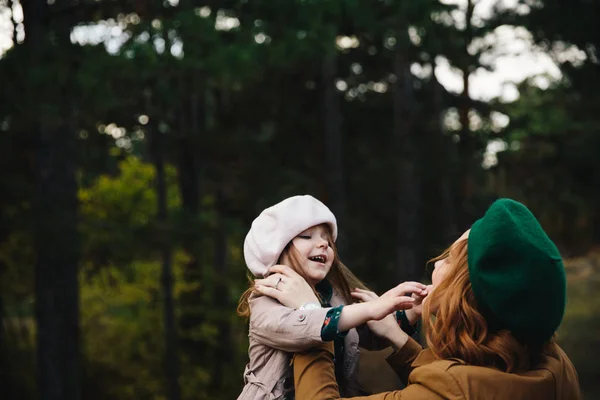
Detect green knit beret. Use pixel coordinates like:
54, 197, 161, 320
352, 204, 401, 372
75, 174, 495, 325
467, 198, 566, 344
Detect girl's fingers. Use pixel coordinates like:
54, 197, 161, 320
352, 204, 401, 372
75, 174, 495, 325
398, 281, 427, 290
395, 282, 428, 296
394, 297, 416, 309
413, 292, 429, 301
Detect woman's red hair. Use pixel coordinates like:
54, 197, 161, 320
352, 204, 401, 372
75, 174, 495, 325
422, 238, 553, 373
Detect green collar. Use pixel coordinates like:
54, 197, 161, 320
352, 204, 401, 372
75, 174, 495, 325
316, 279, 333, 305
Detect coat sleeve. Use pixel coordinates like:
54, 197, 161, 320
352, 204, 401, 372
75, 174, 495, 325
355, 323, 391, 351
555, 345, 582, 400
292, 343, 449, 400
249, 294, 330, 352
385, 338, 423, 384
355, 312, 419, 351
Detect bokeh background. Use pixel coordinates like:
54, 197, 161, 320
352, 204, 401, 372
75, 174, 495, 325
1, 0, 599, 399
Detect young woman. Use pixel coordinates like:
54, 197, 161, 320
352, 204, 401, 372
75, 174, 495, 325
237, 195, 427, 399
274, 198, 581, 399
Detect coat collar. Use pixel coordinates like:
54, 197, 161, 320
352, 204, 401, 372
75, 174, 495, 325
412, 348, 466, 368
316, 279, 333, 305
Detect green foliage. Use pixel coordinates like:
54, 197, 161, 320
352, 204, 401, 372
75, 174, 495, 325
492, 78, 600, 252
1, 0, 600, 398
80, 253, 229, 400
79, 157, 180, 267
559, 253, 600, 400
76, 156, 248, 399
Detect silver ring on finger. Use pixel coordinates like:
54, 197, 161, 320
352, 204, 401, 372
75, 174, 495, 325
275, 277, 282, 290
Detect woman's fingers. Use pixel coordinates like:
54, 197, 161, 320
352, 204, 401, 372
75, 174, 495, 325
255, 273, 284, 288
269, 264, 300, 278
353, 288, 378, 297
351, 291, 377, 302
254, 284, 281, 301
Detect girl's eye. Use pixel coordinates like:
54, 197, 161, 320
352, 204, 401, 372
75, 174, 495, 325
298, 235, 311, 239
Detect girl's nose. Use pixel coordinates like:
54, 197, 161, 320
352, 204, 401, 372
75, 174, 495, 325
317, 238, 328, 248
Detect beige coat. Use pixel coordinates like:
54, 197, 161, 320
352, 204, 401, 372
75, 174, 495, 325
237, 292, 387, 400
293, 337, 581, 399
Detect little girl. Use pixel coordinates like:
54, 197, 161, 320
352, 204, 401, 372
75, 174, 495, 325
236, 195, 427, 399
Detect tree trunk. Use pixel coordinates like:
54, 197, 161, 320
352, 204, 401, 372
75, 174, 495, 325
25, 0, 82, 398
34, 123, 81, 400
394, 22, 420, 282
177, 74, 207, 365
34, 126, 81, 400
432, 61, 458, 242
322, 38, 347, 245
210, 187, 230, 393
147, 93, 180, 400
458, 0, 475, 227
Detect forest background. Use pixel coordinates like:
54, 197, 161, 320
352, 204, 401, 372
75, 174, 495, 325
1, 0, 599, 399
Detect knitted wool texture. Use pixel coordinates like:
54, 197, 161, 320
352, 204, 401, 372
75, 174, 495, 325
244, 195, 337, 277
468, 198, 566, 343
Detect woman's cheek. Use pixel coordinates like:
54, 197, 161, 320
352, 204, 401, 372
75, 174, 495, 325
431, 268, 438, 286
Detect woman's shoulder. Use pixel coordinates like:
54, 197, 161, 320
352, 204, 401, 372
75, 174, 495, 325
408, 345, 581, 400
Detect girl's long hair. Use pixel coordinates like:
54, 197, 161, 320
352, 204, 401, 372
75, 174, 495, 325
422, 238, 554, 373
237, 223, 367, 317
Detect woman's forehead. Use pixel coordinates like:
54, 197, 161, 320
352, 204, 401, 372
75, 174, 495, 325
456, 229, 470, 244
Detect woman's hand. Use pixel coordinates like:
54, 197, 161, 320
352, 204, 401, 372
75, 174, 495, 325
254, 264, 319, 309
405, 284, 433, 324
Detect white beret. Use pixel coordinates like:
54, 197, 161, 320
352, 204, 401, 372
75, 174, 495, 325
243, 195, 338, 277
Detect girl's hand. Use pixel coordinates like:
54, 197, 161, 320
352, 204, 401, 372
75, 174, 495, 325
372, 281, 428, 319
350, 281, 427, 321
351, 282, 428, 338
254, 264, 319, 309
351, 289, 401, 340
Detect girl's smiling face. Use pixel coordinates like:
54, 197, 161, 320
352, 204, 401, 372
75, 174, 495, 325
286, 224, 334, 285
